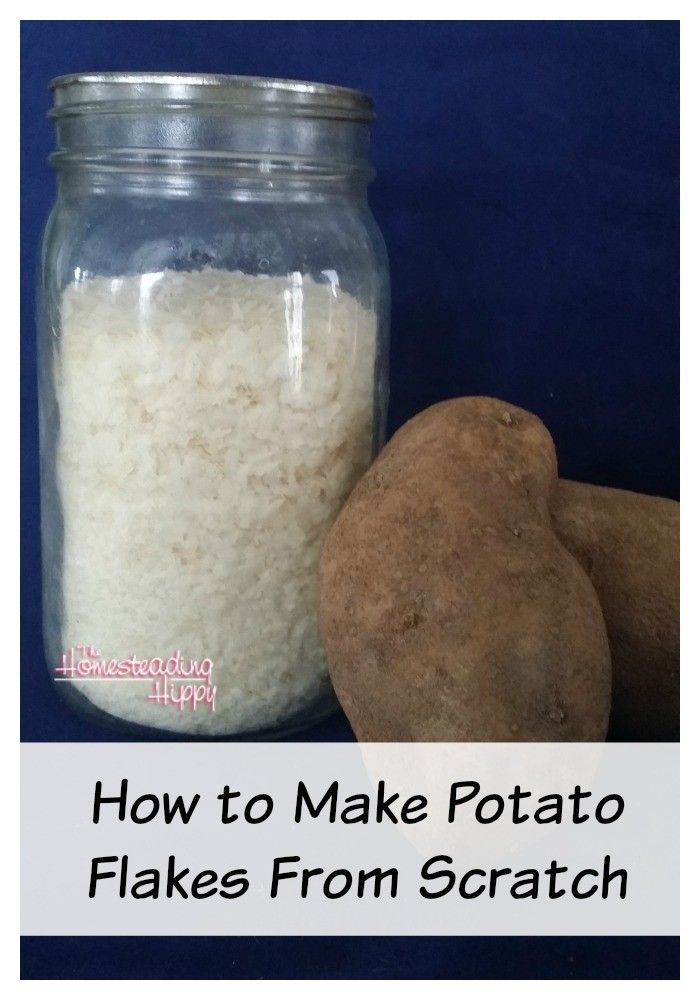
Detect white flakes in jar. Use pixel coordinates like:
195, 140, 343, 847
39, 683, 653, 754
55, 268, 377, 735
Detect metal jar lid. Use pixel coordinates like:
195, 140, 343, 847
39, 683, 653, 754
50, 72, 375, 123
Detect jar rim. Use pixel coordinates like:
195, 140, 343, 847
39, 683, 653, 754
50, 72, 375, 123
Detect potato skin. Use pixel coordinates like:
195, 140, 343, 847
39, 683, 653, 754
318, 398, 611, 742
551, 480, 679, 741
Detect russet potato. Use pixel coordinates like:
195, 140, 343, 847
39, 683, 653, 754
552, 480, 679, 740
318, 397, 612, 741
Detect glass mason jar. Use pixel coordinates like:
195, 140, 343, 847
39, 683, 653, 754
38, 73, 389, 739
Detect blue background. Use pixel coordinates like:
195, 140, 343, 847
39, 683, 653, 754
20, 20, 679, 979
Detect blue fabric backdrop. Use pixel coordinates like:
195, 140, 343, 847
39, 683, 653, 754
20, 19, 679, 979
